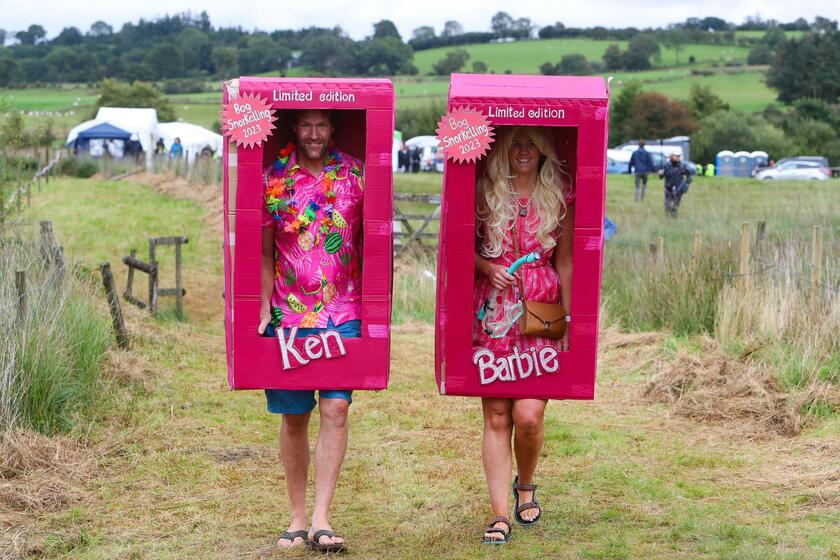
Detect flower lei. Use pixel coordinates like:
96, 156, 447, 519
264, 142, 346, 235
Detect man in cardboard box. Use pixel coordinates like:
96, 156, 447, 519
258, 108, 364, 553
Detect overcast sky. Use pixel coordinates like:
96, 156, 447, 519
1, 0, 838, 40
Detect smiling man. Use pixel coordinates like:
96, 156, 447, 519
258, 109, 364, 553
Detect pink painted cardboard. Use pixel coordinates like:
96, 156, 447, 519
435, 73, 610, 400
224, 77, 394, 390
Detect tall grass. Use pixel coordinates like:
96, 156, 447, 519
0, 227, 112, 435
149, 153, 222, 185
393, 250, 437, 324
602, 229, 840, 401
715, 237, 840, 391
602, 245, 731, 335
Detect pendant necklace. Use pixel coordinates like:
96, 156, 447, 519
508, 176, 539, 217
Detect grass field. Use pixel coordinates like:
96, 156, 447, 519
411, 39, 751, 75
0, 34, 777, 139
394, 68, 778, 113
2, 171, 837, 559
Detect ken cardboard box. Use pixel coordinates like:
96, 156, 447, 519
223, 76, 395, 391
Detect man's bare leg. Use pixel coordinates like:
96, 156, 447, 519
278, 412, 311, 548
309, 397, 349, 546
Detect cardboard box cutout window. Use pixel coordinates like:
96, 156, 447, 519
224, 77, 394, 390
435, 74, 609, 400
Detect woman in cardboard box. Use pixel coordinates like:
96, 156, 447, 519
473, 126, 575, 544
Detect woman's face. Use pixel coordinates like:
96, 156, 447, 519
508, 130, 541, 176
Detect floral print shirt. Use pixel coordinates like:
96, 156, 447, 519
262, 144, 364, 328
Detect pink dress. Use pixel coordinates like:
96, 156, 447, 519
472, 190, 575, 355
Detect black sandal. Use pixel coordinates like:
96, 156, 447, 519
277, 530, 308, 548
513, 476, 542, 526
481, 515, 512, 545
307, 529, 347, 553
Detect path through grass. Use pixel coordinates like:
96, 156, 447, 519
10, 176, 839, 559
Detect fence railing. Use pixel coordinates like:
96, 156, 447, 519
0, 151, 62, 233
393, 193, 440, 257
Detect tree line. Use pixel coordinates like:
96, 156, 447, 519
1, 12, 837, 87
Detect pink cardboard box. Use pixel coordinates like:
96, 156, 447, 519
435, 73, 610, 400
223, 77, 394, 390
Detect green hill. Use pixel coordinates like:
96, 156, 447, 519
412, 38, 751, 74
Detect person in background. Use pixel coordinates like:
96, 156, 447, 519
411, 147, 421, 173
169, 137, 184, 159
658, 153, 692, 218
628, 139, 655, 202
155, 138, 166, 155
398, 144, 409, 173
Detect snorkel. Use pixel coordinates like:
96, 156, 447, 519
477, 251, 540, 338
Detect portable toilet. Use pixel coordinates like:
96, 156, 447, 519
716, 150, 735, 176
733, 151, 752, 177
750, 151, 769, 173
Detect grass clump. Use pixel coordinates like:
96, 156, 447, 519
0, 227, 111, 435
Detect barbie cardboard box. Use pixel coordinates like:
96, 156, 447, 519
435, 73, 609, 400
222, 77, 394, 390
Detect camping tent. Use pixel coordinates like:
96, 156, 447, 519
94, 108, 159, 164
66, 121, 134, 158
157, 122, 223, 162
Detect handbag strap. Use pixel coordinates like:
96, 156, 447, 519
511, 213, 527, 306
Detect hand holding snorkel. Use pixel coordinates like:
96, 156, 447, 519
478, 251, 540, 338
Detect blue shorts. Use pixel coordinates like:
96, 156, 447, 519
262, 318, 360, 415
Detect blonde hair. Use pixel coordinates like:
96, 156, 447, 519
476, 126, 571, 258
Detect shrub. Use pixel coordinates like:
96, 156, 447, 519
396, 99, 447, 138
56, 157, 99, 178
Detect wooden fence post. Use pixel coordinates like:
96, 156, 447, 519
174, 241, 183, 319
100, 262, 130, 349
39, 220, 56, 265
693, 230, 702, 261
755, 221, 766, 254
15, 270, 26, 322
656, 236, 664, 268
811, 225, 823, 314
148, 238, 158, 317
739, 222, 750, 295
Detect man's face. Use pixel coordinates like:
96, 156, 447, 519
294, 110, 334, 161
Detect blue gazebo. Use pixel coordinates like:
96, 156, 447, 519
67, 122, 132, 155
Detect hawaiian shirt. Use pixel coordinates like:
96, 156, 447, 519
262, 144, 364, 328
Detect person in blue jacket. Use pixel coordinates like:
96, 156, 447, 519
169, 137, 184, 159
628, 140, 655, 202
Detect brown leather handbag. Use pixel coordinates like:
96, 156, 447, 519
512, 215, 568, 339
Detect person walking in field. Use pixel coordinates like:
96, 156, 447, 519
473, 126, 575, 544
258, 109, 365, 553
659, 153, 692, 218
628, 139, 655, 202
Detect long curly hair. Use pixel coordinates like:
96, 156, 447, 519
476, 126, 571, 258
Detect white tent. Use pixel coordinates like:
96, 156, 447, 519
158, 122, 223, 162
94, 107, 160, 164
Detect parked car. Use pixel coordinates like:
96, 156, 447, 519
606, 156, 625, 174
755, 160, 830, 180
775, 156, 829, 168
